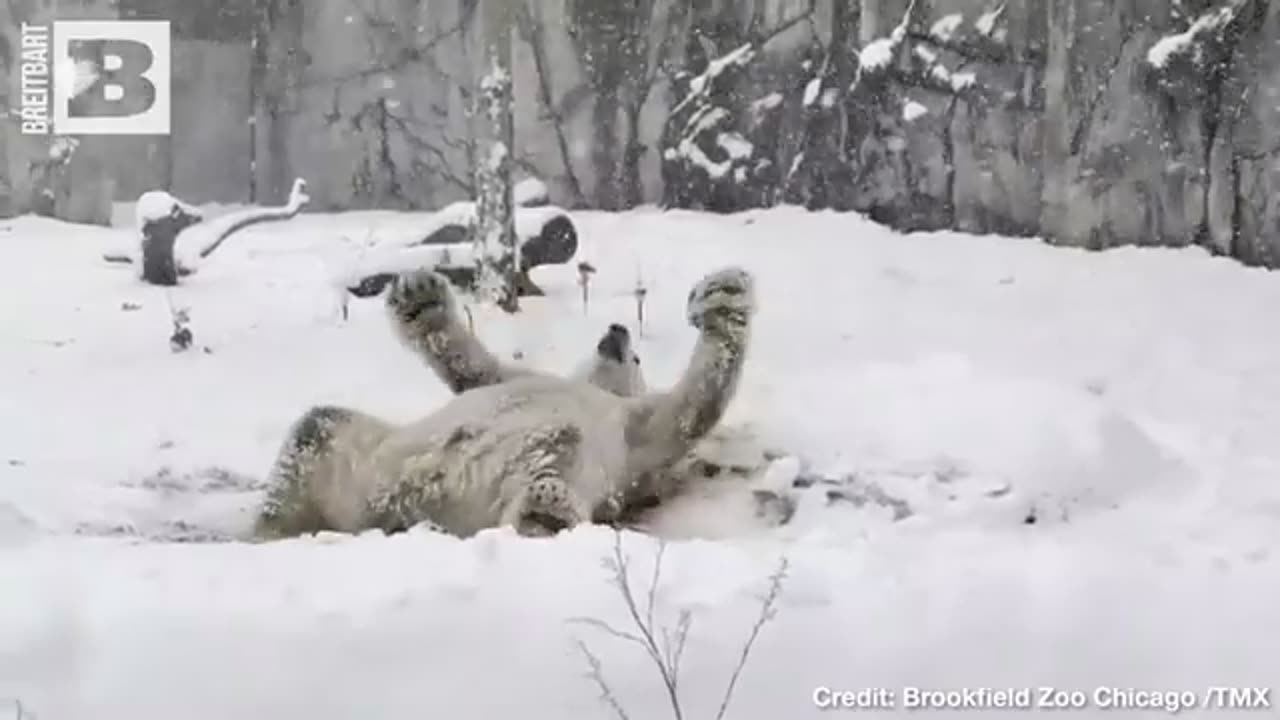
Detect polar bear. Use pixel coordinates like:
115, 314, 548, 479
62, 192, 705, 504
253, 266, 755, 539
388, 284, 800, 535
383, 276, 776, 521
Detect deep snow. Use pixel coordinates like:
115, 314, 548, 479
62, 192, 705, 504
1, 205, 1278, 719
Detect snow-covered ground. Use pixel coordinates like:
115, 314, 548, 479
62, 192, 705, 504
2, 206, 1278, 719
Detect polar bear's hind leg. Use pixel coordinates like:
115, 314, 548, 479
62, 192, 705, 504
499, 423, 591, 537
254, 405, 393, 539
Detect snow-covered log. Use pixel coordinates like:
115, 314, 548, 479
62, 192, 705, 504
334, 204, 578, 303
102, 178, 310, 286
417, 204, 576, 268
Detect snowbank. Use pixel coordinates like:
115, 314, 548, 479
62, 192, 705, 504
1, 206, 1278, 719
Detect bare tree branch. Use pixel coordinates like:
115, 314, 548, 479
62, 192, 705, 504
298, 1, 475, 90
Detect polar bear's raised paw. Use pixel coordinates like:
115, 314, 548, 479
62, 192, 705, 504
387, 270, 454, 330
687, 267, 755, 331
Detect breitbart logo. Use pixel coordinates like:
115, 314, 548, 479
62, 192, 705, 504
18, 20, 171, 135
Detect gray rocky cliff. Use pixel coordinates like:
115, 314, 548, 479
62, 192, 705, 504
1, 0, 1276, 268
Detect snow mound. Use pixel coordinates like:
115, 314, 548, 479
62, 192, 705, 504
822, 353, 1191, 526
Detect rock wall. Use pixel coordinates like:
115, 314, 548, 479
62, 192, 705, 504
1036, 0, 1276, 263
0, 0, 1276, 267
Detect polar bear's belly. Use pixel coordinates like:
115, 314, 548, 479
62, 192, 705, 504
362, 380, 630, 536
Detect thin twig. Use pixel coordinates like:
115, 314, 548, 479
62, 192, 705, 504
566, 616, 649, 648
646, 539, 667, 631
714, 557, 789, 720
609, 532, 684, 720
575, 640, 633, 720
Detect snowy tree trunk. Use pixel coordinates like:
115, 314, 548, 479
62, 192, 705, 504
473, 0, 519, 313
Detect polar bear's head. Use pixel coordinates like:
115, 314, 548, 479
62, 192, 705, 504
576, 323, 646, 397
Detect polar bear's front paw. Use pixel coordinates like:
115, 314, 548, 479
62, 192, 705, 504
513, 475, 582, 537
687, 267, 755, 331
387, 270, 455, 330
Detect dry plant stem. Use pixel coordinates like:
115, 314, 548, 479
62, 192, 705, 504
570, 530, 787, 720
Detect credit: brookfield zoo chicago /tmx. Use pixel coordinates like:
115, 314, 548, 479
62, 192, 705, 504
811, 685, 1272, 712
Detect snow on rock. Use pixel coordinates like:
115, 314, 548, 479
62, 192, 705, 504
1147, 0, 1246, 68
975, 3, 1006, 38
859, 36, 898, 71
717, 132, 753, 160
688, 42, 754, 98
860, 9, 911, 72
751, 92, 783, 114
689, 106, 729, 137
802, 77, 821, 106
950, 71, 977, 91
929, 13, 964, 42
3, 207, 1280, 719
921, 53, 977, 95
676, 138, 732, 179
903, 100, 929, 121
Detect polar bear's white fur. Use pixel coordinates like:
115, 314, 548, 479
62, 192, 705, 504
253, 266, 755, 539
